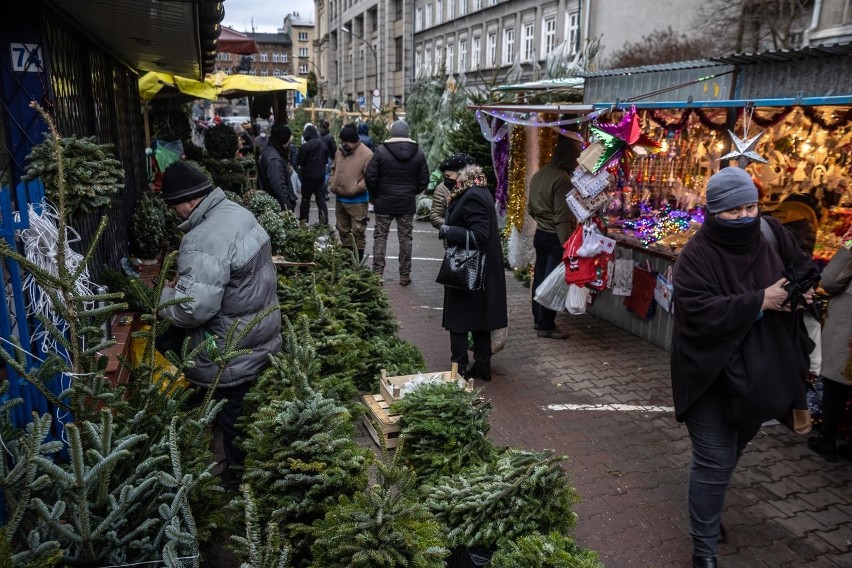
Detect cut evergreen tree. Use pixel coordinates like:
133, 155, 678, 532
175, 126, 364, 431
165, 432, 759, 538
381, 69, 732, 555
230, 487, 291, 568
422, 448, 581, 549
131, 191, 169, 259
490, 531, 605, 567
23, 133, 125, 219
309, 440, 448, 568
392, 382, 495, 486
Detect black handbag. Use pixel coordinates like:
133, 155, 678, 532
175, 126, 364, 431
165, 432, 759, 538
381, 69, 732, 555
436, 230, 486, 291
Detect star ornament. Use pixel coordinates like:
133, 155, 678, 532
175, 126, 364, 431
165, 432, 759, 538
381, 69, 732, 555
719, 129, 768, 164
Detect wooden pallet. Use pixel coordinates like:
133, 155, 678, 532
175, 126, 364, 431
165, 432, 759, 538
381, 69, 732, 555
361, 393, 401, 449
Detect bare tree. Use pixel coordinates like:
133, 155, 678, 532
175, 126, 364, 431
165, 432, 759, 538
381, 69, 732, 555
693, 0, 815, 54
606, 27, 715, 69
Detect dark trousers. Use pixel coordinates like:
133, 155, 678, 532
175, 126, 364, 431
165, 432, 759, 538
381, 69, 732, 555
820, 378, 851, 440
299, 177, 329, 225
450, 330, 491, 375
684, 384, 762, 557
532, 229, 564, 331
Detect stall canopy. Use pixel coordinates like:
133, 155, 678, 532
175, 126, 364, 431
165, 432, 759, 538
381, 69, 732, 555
218, 26, 259, 55
206, 71, 308, 98
138, 71, 308, 101
138, 72, 218, 101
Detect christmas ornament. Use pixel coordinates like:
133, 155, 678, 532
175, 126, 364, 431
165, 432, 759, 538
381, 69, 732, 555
719, 130, 768, 164
589, 106, 659, 174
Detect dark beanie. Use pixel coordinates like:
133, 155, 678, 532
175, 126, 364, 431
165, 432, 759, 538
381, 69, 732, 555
706, 167, 759, 214
439, 153, 477, 172
389, 119, 410, 138
161, 161, 213, 206
339, 123, 359, 143
269, 123, 292, 146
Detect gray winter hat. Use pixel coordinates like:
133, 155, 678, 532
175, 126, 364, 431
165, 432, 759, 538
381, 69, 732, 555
705, 167, 759, 214
389, 119, 410, 138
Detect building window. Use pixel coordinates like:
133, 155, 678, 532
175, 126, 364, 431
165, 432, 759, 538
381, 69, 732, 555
260, 52, 268, 62
459, 39, 467, 73
474, 0, 482, 10
416, 8, 423, 31
459, 0, 467, 16
272, 52, 279, 63
503, 28, 514, 64
248, 69, 256, 76
299, 64, 308, 74
446, 43, 454, 73
448, 0, 455, 19
395, 37, 403, 71
566, 11, 579, 54
523, 23, 534, 61
425, 3, 432, 28
249, 54, 256, 61
435, 45, 443, 72
542, 17, 556, 56
471, 36, 480, 70
299, 47, 309, 57
486, 32, 496, 68
298, 32, 308, 41
261, 68, 268, 76
273, 68, 281, 77
415, 49, 422, 76
489, 0, 497, 5
436, 0, 442, 24
282, 53, 288, 62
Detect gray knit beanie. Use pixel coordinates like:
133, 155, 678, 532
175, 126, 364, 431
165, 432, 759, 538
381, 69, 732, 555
705, 167, 759, 214
389, 119, 410, 138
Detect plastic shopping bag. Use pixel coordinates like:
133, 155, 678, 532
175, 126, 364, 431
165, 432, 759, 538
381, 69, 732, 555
533, 262, 570, 312
565, 284, 590, 315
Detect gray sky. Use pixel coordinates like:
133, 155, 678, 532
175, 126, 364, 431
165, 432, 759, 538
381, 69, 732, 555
223, 0, 315, 33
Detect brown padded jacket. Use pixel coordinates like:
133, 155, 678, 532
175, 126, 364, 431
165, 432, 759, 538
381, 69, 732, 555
329, 141, 373, 198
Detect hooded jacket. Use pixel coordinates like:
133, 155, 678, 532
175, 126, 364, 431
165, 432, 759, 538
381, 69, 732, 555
329, 140, 373, 200
258, 135, 296, 210
159, 188, 282, 387
296, 125, 329, 181
357, 122, 376, 151
527, 138, 581, 243
365, 137, 429, 215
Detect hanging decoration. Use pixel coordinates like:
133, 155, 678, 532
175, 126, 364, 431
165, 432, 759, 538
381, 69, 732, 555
493, 119, 510, 214
476, 110, 510, 142
504, 125, 527, 236
538, 114, 557, 169
720, 106, 768, 165
589, 106, 660, 174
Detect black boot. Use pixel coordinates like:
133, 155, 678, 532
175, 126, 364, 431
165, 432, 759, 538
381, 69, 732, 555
808, 434, 838, 462
692, 556, 717, 568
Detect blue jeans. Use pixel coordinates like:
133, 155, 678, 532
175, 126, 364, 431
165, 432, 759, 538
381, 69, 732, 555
684, 383, 762, 557
532, 229, 564, 331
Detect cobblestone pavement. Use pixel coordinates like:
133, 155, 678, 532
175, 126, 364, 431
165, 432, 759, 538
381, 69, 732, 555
352, 209, 852, 568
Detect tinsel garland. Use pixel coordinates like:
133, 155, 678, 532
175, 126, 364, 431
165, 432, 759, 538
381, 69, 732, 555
493, 119, 510, 214
649, 105, 850, 132
538, 115, 557, 169
504, 125, 527, 236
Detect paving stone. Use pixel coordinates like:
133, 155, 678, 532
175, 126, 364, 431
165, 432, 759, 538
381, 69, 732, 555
373, 218, 852, 567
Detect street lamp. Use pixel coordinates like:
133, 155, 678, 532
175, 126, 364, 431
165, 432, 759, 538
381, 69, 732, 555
340, 25, 379, 109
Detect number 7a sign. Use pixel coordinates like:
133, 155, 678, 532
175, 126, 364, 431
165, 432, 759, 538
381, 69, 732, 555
10, 43, 43, 72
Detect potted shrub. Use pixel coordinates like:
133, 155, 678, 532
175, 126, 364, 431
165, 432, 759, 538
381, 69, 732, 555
131, 191, 168, 262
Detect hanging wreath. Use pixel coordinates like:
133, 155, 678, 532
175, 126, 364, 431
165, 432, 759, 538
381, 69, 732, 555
801, 106, 852, 130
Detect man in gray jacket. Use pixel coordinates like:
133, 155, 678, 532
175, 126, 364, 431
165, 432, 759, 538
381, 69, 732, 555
158, 161, 282, 486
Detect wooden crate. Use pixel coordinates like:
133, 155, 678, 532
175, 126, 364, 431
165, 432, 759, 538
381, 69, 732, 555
379, 362, 471, 405
361, 394, 401, 449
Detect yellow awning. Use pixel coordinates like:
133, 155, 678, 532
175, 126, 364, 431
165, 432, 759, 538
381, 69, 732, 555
207, 71, 308, 97
138, 72, 219, 101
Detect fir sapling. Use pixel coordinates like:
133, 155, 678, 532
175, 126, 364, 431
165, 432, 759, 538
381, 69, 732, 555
489, 531, 605, 568
392, 382, 495, 486
421, 448, 581, 549
309, 440, 448, 568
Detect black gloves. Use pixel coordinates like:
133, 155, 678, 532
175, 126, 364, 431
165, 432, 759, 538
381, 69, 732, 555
438, 224, 450, 239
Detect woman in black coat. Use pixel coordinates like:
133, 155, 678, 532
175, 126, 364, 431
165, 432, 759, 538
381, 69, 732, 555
438, 165, 508, 381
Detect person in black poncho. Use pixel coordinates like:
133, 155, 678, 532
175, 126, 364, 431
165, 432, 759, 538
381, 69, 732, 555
671, 167, 816, 568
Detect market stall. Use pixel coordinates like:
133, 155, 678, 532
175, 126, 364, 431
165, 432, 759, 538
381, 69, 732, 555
476, 43, 852, 350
